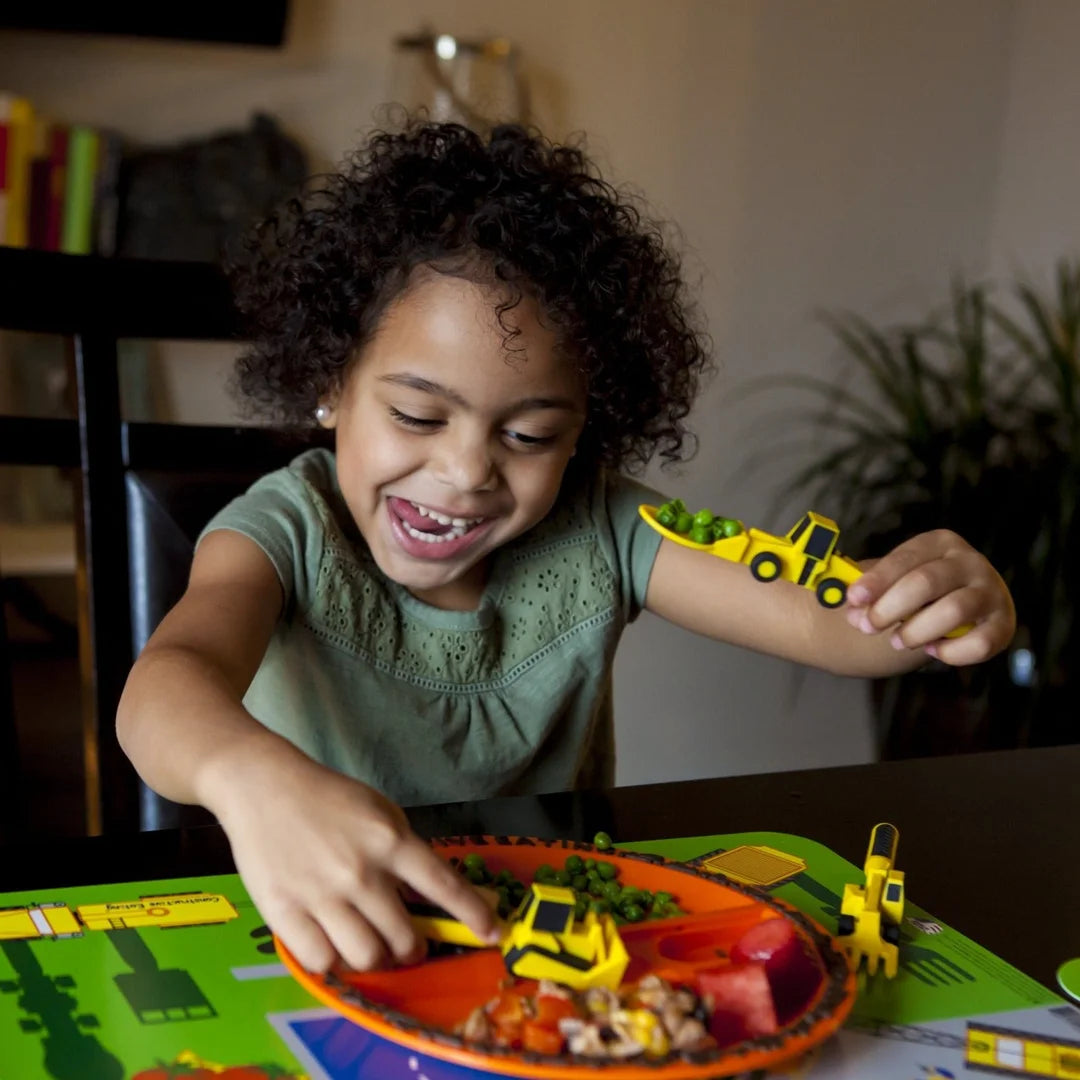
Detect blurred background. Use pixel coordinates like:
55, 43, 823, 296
1, 0, 1077, 837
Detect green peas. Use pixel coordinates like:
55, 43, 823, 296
451, 840, 688, 929
651, 498, 745, 542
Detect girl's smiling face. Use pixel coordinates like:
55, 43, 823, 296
321, 272, 587, 610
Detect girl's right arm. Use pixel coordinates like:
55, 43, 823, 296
116, 529, 499, 971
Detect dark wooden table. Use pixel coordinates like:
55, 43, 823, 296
2, 746, 1077, 992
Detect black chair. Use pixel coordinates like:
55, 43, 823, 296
0, 600, 22, 834
0, 248, 322, 834
124, 422, 329, 829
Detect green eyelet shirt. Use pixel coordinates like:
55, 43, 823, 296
200, 449, 664, 807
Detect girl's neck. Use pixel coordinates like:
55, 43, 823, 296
405, 557, 491, 611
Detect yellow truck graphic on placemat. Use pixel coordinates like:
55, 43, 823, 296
966, 1022, 1080, 1077
77, 893, 238, 930
0, 902, 82, 940
0, 893, 237, 940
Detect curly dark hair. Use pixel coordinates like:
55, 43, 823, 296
228, 120, 712, 472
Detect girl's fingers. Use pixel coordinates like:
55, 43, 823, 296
351, 875, 428, 965
926, 621, 1001, 666
274, 907, 338, 973
927, 607, 1014, 665
315, 901, 386, 972
853, 530, 970, 607
885, 584, 982, 648
393, 838, 501, 944
869, 559, 973, 630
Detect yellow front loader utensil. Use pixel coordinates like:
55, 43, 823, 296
409, 882, 629, 991
836, 822, 905, 978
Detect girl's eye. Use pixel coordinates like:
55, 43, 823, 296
504, 430, 557, 448
389, 406, 442, 429
390, 406, 556, 448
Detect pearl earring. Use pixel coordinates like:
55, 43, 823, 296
315, 405, 329, 423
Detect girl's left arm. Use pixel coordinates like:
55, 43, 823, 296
643, 528, 1016, 677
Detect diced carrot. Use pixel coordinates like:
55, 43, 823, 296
534, 994, 579, 1025
522, 1020, 565, 1055
487, 989, 526, 1026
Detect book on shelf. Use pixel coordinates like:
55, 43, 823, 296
1, 91, 123, 257
45, 125, 69, 251
94, 131, 123, 258
0, 93, 35, 248
61, 125, 98, 255
27, 112, 54, 249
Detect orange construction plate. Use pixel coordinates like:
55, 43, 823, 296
277, 836, 857, 1079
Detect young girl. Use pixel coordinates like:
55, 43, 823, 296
117, 121, 1015, 976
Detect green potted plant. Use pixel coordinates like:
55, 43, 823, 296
748, 261, 1080, 755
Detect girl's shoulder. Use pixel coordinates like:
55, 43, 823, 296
240, 446, 350, 525
266, 445, 337, 495
198, 447, 357, 601
504, 466, 667, 621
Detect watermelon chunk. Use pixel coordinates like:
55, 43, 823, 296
731, 917, 824, 1023
696, 963, 779, 1048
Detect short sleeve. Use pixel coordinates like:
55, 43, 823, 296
594, 470, 669, 621
197, 449, 334, 609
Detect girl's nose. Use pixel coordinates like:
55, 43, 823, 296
435, 432, 498, 492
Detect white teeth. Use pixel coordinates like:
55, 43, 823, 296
402, 520, 469, 543
407, 500, 482, 526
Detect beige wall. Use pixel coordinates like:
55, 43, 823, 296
988, 1, 1080, 278
0, 0, 1063, 784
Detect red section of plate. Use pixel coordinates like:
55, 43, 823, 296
277, 836, 857, 1078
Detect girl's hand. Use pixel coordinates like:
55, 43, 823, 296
845, 529, 1016, 665
208, 744, 500, 973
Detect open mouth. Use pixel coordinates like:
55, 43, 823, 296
395, 499, 486, 543
386, 497, 493, 559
